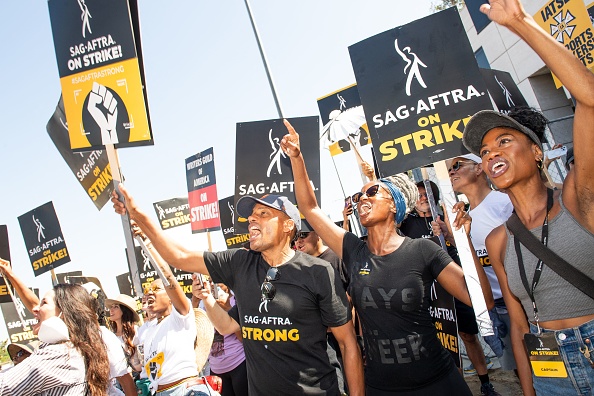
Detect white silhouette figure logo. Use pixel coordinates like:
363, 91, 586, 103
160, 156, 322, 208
155, 204, 166, 220
337, 94, 347, 111
259, 299, 269, 313
394, 39, 428, 97
228, 202, 235, 225
88, 82, 119, 145
77, 0, 92, 38
494, 75, 515, 108
32, 215, 45, 243
141, 249, 151, 272
266, 128, 286, 177
550, 10, 576, 43
14, 298, 26, 321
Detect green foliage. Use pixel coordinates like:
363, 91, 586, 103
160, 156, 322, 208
431, 0, 465, 12
0, 339, 10, 365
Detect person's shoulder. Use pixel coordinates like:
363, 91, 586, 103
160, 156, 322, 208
318, 247, 340, 262
486, 224, 508, 252
292, 250, 332, 269
100, 325, 120, 344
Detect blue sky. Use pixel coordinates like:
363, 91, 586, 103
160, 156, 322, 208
0, 0, 436, 338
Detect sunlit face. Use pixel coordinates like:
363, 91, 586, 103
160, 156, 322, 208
144, 280, 169, 318
32, 290, 60, 335
247, 204, 293, 252
479, 127, 542, 190
108, 304, 122, 321
414, 186, 430, 214
12, 348, 31, 365
294, 231, 319, 255
356, 181, 394, 227
448, 157, 479, 193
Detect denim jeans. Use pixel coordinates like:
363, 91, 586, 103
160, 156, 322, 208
529, 318, 594, 395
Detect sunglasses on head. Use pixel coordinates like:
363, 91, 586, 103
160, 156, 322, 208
143, 284, 164, 295
448, 160, 475, 173
261, 267, 280, 302
351, 184, 386, 204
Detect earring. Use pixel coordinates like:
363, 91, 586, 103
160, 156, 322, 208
536, 157, 543, 170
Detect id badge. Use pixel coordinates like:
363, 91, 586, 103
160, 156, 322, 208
524, 333, 568, 378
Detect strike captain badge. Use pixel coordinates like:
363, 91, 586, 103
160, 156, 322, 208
524, 333, 568, 378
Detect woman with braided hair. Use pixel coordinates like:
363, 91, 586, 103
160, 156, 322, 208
282, 120, 493, 395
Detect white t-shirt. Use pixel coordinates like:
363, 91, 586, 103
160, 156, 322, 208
100, 326, 129, 396
469, 190, 513, 300
140, 304, 198, 392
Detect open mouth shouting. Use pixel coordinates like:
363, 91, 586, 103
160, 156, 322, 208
488, 156, 509, 178
248, 224, 261, 242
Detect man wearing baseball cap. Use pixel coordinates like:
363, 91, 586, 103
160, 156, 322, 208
112, 188, 363, 396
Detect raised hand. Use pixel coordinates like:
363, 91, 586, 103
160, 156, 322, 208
280, 119, 301, 158
88, 82, 119, 145
480, 0, 527, 33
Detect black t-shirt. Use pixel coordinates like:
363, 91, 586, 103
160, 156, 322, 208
342, 232, 455, 391
318, 248, 349, 289
400, 211, 461, 265
203, 249, 350, 395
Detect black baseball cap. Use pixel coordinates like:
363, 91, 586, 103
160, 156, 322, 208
236, 194, 301, 231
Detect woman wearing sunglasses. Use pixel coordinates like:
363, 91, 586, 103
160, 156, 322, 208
459, 1, 594, 395
282, 121, 493, 395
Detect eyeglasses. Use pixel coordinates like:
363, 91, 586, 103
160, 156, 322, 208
448, 160, 475, 173
261, 267, 280, 302
297, 232, 311, 239
13, 350, 28, 361
143, 284, 164, 295
351, 184, 388, 204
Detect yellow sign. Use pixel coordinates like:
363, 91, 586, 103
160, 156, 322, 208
534, 0, 594, 87
61, 59, 151, 150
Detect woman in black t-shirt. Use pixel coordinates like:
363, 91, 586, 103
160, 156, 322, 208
282, 120, 493, 395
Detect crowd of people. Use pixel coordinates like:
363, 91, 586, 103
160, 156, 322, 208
0, 0, 592, 395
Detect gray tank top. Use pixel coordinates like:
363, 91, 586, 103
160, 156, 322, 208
504, 193, 594, 322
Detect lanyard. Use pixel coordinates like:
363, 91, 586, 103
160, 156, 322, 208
514, 188, 554, 335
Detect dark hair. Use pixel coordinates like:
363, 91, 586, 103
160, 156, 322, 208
54, 284, 109, 396
416, 180, 440, 202
507, 106, 548, 142
108, 304, 137, 359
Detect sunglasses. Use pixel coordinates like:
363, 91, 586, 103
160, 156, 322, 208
261, 267, 280, 302
297, 232, 311, 239
13, 350, 28, 361
351, 184, 388, 204
143, 284, 164, 295
448, 160, 475, 173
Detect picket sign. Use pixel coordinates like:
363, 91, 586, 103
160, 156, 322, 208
433, 160, 494, 337
105, 144, 143, 297
5, 278, 30, 332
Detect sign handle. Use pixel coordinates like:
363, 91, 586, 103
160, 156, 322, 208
105, 144, 143, 297
420, 168, 447, 250
50, 268, 58, 286
207, 232, 213, 252
433, 161, 494, 336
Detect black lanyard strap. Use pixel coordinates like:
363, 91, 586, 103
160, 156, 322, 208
514, 188, 554, 327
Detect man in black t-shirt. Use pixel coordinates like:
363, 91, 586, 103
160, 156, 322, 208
112, 188, 363, 396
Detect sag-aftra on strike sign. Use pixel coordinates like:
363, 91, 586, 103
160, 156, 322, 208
349, 7, 492, 176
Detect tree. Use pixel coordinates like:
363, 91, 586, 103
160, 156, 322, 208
0, 339, 10, 366
431, 0, 465, 12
